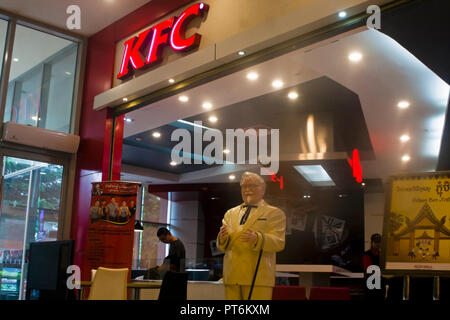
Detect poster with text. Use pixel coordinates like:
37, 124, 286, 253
382, 171, 450, 274
84, 181, 140, 280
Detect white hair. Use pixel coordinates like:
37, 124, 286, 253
240, 171, 266, 186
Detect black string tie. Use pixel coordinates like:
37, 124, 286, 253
240, 205, 257, 225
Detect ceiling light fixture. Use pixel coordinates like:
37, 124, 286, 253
348, 52, 362, 62
65, 72, 72, 75
288, 91, 299, 100
338, 11, 347, 18
238, 50, 246, 56
13, 58, 19, 62
152, 132, 161, 138
123, 97, 128, 102
223, 149, 230, 154
361, 182, 366, 186
170, 161, 178, 166
272, 80, 284, 88
208, 116, 218, 123
397, 101, 410, 109
294, 165, 336, 187
202, 102, 212, 110
400, 134, 410, 142
168, 79, 175, 83
401, 155, 410, 162
229, 174, 236, 180
179, 95, 189, 102
247, 72, 258, 80
124, 117, 133, 123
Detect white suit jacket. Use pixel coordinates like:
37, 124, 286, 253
217, 200, 286, 287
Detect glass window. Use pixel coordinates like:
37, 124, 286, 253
0, 157, 64, 300
0, 19, 8, 80
3, 24, 78, 133
132, 191, 169, 271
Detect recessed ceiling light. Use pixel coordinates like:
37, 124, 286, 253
13, 58, 19, 62
65, 72, 72, 75
338, 11, 347, 18
238, 51, 246, 56
170, 161, 178, 166
179, 95, 189, 102
124, 117, 133, 123
401, 154, 410, 162
397, 101, 410, 109
294, 165, 336, 187
247, 72, 258, 80
361, 182, 366, 186
168, 79, 175, 83
288, 91, 299, 100
229, 174, 236, 180
202, 102, 212, 110
152, 132, 161, 138
272, 80, 284, 88
31, 116, 37, 121
208, 116, 218, 123
123, 97, 128, 102
348, 52, 362, 62
223, 149, 230, 154
400, 134, 410, 142
199, 2, 205, 10
136, 137, 143, 141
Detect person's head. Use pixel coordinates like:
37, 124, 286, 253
240, 172, 266, 205
111, 197, 116, 204
157, 227, 173, 243
94, 200, 100, 206
130, 200, 135, 206
121, 201, 127, 206
371, 233, 382, 251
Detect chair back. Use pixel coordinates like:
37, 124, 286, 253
272, 286, 307, 300
91, 269, 97, 281
158, 271, 188, 300
88, 267, 128, 300
309, 287, 351, 300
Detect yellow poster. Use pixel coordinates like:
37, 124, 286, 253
383, 172, 450, 273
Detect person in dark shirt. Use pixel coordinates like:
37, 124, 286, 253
363, 233, 381, 270
363, 233, 384, 300
157, 227, 186, 273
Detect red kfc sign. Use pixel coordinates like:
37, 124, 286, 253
117, 2, 209, 80
348, 148, 363, 183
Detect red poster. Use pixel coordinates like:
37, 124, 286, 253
84, 181, 140, 280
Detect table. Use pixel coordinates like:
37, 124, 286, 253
76, 280, 161, 300
275, 264, 352, 297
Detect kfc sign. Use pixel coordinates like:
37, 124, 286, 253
117, 2, 209, 80
348, 148, 363, 183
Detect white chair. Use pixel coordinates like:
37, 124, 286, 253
88, 267, 128, 300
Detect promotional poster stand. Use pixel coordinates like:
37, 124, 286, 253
381, 171, 450, 300
84, 181, 141, 292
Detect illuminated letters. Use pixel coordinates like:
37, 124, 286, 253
117, 3, 209, 80
348, 148, 363, 183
